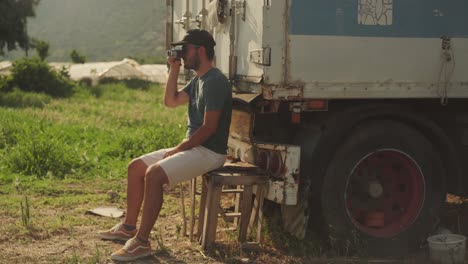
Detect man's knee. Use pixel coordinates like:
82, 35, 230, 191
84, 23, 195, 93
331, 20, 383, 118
145, 165, 168, 185
128, 159, 147, 177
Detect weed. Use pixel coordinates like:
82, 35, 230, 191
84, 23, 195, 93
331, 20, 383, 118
176, 223, 182, 238
153, 229, 170, 255
15, 175, 22, 193
89, 243, 102, 263
20, 195, 30, 228
64, 250, 80, 264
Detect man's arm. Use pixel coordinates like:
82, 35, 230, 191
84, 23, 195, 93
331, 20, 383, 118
164, 110, 221, 158
164, 58, 189, 108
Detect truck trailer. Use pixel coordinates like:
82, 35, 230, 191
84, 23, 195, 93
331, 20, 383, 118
166, 0, 468, 256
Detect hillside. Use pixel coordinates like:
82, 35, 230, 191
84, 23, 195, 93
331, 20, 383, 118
3, 0, 166, 62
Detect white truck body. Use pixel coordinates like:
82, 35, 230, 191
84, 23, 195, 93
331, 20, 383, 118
169, 0, 468, 100
167, 0, 468, 256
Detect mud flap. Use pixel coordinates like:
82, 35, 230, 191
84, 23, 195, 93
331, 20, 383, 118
281, 198, 308, 239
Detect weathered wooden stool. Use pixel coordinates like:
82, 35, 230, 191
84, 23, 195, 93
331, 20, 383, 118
190, 162, 269, 250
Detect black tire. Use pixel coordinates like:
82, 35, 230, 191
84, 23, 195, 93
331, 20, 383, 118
321, 120, 445, 257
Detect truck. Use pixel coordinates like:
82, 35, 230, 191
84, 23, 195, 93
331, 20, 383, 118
166, 0, 468, 257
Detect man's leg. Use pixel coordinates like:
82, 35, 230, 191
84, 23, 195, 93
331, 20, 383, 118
124, 159, 148, 226
110, 146, 225, 261
98, 158, 148, 241
135, 164, 168, 241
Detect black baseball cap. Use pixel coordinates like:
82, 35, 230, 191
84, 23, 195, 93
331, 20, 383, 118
171, 29, 216, 48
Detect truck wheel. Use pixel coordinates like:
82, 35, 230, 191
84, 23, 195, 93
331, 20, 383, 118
321, 120, 445, 257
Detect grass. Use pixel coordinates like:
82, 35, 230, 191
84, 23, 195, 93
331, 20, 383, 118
0, 82, 189, 262
0, 83, 186, 180
0, 88, 52, 108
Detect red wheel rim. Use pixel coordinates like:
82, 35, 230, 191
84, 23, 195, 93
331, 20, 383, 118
345, 150, 425, 237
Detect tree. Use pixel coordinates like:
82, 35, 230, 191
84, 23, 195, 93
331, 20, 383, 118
0, 0, 41, 55
30, 38, 49, 61
70, 49, 86, 64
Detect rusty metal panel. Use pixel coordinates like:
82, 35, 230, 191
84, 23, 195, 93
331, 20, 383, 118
226, 139, 301, 205
256, 143, 300, 206
229, 110, 252, 142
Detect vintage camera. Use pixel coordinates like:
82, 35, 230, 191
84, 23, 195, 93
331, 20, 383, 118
167, 46, 185, 60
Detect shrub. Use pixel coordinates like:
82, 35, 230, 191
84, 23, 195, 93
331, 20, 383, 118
70, 49, 86, 64
0, 75, 11, 92
10, 57, 74, 97
31, 38, 50, 61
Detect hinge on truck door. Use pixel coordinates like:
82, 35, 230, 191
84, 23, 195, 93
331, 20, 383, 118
250, 48, 271, 66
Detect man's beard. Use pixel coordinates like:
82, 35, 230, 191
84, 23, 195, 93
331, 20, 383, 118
184, 53, 201, 71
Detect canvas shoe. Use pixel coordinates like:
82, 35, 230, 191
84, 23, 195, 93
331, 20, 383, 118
97, 223, 137, 241
111, 237, 152, 261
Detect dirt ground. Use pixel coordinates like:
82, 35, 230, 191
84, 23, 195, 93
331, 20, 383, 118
2, 190, 468, 263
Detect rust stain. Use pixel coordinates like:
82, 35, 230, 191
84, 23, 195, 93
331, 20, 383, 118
262, 82, 305, 100
229, 110, 252, 141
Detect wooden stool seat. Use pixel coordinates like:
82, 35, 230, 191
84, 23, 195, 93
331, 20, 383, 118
193, 162, 268, 250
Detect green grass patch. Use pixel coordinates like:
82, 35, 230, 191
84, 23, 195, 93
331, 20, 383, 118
0, 82, 187, 259
0, 82, 186, 181
0, 88, 52, 108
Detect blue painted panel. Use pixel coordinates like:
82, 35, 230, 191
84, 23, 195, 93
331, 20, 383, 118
289, 0, 468, 38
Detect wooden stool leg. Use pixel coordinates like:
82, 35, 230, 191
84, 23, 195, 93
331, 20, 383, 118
248, 186, 258, 233
201, 180, 222, 250
256, 185, 266, 244
197, 176, 208, 243
189, 177, 197, 242
233, 186, 242, 228
179, 183, 187, 236
248, 186, 261, 236
239, 185, 253, 243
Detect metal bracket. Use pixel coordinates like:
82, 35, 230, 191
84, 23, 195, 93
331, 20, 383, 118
192, 8, 208, 28
235, 0, 246, 21
175, 11, 191, 29
250, 48, 271, 66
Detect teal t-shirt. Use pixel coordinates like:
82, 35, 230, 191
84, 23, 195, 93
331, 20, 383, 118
182, 68, 232, 154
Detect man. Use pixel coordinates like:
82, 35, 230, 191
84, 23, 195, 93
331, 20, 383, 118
97, 29, 232, 261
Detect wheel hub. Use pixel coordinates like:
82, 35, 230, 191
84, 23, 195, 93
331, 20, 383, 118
345, 149, 425, 237
368, 180, 383, 198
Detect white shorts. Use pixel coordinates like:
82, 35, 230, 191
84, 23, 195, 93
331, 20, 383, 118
139, 145, 226, 188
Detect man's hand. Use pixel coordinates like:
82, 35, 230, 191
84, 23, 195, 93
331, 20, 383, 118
163, 139, 189, 158
163, 148, 179, 159
164, 57, 188, 108
167, 57, 182, 70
